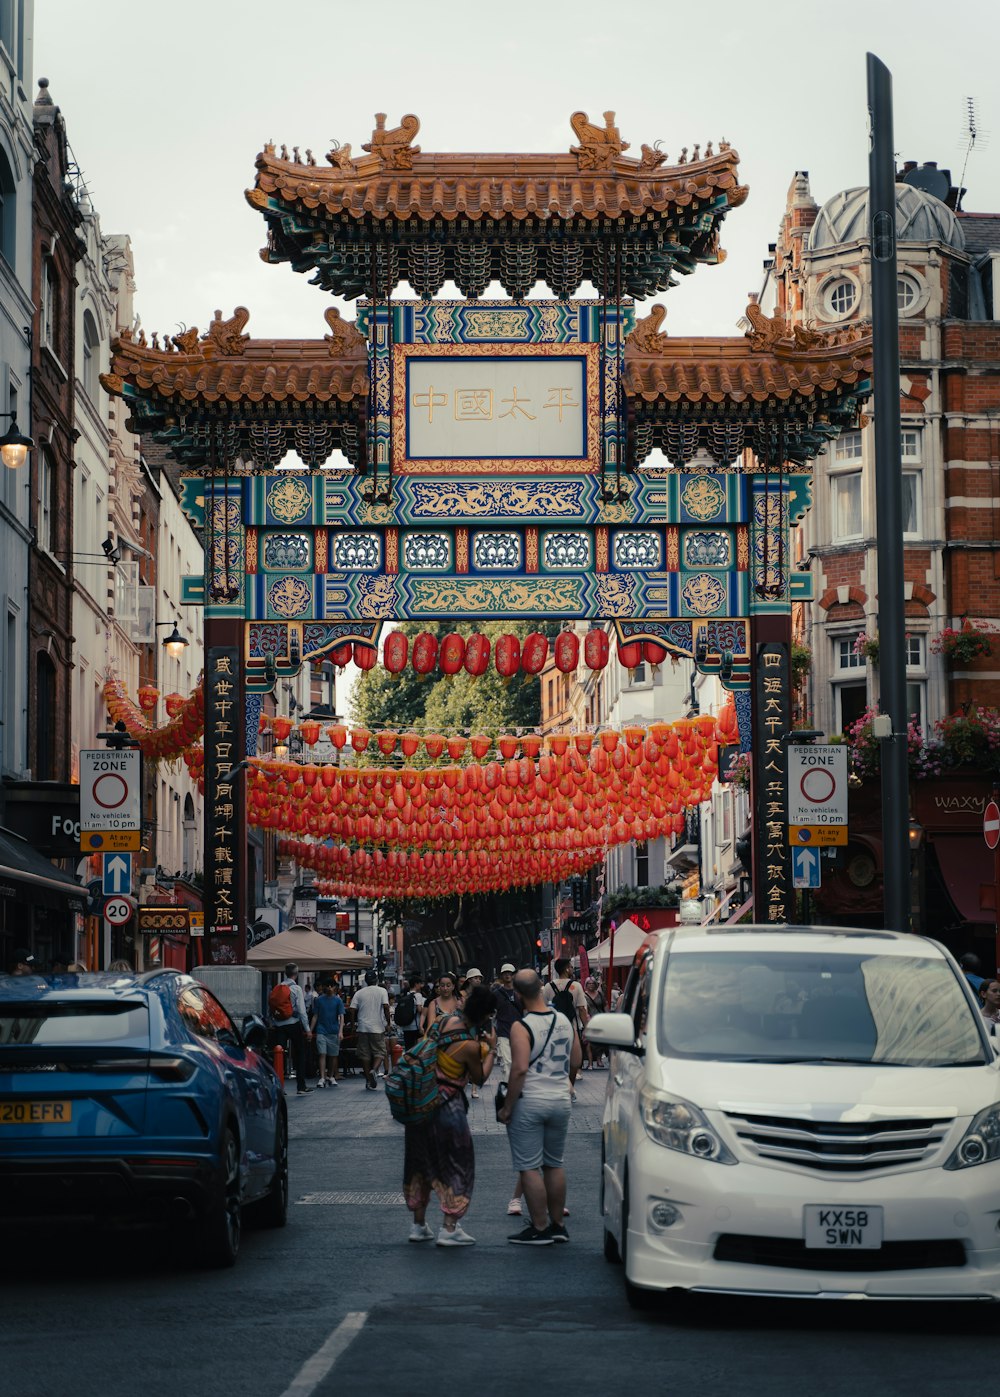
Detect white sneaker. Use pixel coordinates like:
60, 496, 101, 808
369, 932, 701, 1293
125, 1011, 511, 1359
507, 1199, 522, 1216
408, 1222, 434, 1243
327, 1077, 338, 1086
316, 1079, 326, 1089
436, 1224, 475, 1247
377, 1070, 386, 1078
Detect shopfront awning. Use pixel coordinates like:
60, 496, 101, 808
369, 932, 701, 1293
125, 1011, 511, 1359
931, 836, 994, 926
0, 826, 85, 906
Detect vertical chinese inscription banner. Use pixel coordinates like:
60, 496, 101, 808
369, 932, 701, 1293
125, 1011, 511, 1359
753, 641, 792, 923
205, 642, 246, 960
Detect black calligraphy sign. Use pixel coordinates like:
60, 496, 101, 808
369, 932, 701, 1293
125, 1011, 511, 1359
204, 642, 246, 955
752, 641, 792, 924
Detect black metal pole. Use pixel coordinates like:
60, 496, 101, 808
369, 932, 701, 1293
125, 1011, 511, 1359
867, 53, 910, 932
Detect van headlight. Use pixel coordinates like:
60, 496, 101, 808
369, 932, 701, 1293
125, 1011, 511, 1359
639, 1087, 736, 1165
945, 1105, 1000, 1170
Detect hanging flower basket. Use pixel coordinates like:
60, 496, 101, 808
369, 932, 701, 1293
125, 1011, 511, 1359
932, 627, 993, 665
853, 632, 880, 666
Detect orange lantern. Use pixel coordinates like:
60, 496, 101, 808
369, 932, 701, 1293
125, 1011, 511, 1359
400, 732, 421, 758
424, 734, 445, 760
377, 731, 398, 756
350, 727, 371, 753
300, 720, 321, 747
330, 642, 353, 668
521, 632, 548, 676
164, 692, 185, 718
584, 628, 610, 670
412, 632, 439, 675
495, 633, 521, 678
470, 735, 491, 760
554, 630, 580, 674
272, 716, 293, 742
439, 632, 466, 675
447, 735, 468, 761
382, 630, 409, 674
137, 685, 159, 713
326, 724, 348, 749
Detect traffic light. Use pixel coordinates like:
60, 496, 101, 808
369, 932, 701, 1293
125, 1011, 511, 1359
346, 937, 356, 950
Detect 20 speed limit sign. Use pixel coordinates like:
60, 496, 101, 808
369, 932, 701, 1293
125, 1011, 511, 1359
103, 897, 134, 926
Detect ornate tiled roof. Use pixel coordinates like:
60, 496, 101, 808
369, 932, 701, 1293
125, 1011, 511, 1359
248, 113, 748, 300
623, 300, 873, 406
101, 307, 368, 406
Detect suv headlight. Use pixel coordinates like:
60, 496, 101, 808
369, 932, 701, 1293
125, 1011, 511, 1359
945, 1104, 1000, 1170
639, 1087, 736, 1165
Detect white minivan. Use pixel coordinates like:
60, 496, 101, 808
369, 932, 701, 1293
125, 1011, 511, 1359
586, 925, 1000, 1307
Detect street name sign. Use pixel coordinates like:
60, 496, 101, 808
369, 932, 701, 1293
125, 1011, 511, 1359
787, 745, 848, 828
102, 853, 133, 896
985, 800, 1000, 851
792, 846, 822, 890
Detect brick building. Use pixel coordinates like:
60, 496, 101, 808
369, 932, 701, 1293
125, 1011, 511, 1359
766, 164, 1000, 740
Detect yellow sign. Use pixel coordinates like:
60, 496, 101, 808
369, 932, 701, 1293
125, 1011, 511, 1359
189, 912, 205, 938
80, 830, 141, 852
788, 825, 848, 847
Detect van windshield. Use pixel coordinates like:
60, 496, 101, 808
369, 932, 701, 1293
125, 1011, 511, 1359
658, 951, 986, 1066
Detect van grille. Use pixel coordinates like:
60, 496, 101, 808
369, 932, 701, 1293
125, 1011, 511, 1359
714, 1233, 966, 1272
724, 1112, 953, 1172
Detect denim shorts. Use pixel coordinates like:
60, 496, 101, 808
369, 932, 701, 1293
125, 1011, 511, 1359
507, 1094, 571, 1171
315, 1033, 340, 1057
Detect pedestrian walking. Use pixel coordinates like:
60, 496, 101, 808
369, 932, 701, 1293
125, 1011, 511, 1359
421, 972, 460, 1032
460, 970, 486, 1096
310, 980, 346, 1085
268, 962, 312, 1095
583, 977, 605, 1070
351, 970, 391, 1090
499, 969, 580, 1246
544, 957, 589, 1100
395, 974, 426, 1052
403, 985, 496, 1247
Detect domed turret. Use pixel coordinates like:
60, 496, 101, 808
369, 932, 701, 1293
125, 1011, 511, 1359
808, 184, 965, 252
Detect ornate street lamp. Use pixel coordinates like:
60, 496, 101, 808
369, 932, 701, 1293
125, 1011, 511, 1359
0, 413, 33, 469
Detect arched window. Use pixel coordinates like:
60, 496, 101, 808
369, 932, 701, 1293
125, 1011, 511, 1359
182, 793, 197, 875
0, 148, 15, 266
82, 310, 100, 402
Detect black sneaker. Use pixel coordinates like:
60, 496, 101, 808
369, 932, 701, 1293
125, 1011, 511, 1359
296, 1087, 312, 1096
507, 1225, 553, 1246
546, 1223, 569, 1243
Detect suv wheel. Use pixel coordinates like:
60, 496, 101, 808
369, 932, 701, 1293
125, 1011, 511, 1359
201, 1127, 242, 1268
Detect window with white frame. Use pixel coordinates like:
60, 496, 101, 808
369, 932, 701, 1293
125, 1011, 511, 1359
905, 634, 925, 668
0, 148, 14, 267
902, 472, 921, 537
629, 661, 648, 686
834, 430, 863, 462
41, 258, 57, 349
82, 311, 100, 403
898, 275, 921, 315
38, 447, 54, 554
831, 472, 862, 540
836, 633, 865, 669
906, 682, 926, 730
835, 682, 868, 736
900, 428, 921, 462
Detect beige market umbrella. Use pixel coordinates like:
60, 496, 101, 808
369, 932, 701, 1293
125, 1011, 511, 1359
587, 918, 648, 967
246, 924, 373, 972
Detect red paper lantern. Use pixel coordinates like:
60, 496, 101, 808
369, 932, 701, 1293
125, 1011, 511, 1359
464, 633, 490, 677
137, 685, 159, 713
377, 731, 399, 756
164, 692, 185, 719
272, 716, 293, 742
495, 633, 521, 678
330, 642, 353, 668
300, 720, 321, 747
400, 733, 421, 758
584, 629, 610, 670
643, 641, 668, 668
554, 631, 580, 674
326, 724, 348, 749
521, 632, 548, 675
412, 632, 439, 675
353, 642, 377, 671
617, 640, 642, 671
439, 632, 466, 675
447, 735, 468, 760
350, 727, 371, 753
382, 631, 409, 674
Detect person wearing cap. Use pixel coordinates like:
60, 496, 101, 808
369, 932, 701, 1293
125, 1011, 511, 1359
460, 970, 486, 1096
9, 948, 35, 975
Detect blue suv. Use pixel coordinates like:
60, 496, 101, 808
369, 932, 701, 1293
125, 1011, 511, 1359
0, 969, 287, 1267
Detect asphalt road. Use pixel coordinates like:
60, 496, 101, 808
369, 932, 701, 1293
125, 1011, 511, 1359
2, 1070, 991, 1397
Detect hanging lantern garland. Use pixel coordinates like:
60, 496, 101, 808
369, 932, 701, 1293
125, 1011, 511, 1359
102, 676, 205, 762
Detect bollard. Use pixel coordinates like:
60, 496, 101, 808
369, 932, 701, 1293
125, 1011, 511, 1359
273, 1043, 285, 1088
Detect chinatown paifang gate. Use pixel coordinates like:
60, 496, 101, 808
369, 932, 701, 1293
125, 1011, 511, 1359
103, 112, 872, 964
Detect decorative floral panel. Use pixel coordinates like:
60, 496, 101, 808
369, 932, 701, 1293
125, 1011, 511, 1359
402, 532, 451, 571
472, 531, 522, 571
684, 531, 731, 569
262, 533, 311, 570
542, 531, 591, 570
332, 532, 381, 570
613, 530, 661, 570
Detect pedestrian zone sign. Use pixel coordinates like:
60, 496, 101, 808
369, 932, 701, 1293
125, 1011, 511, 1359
787, 745, 848, 827
80, 750, 141, 832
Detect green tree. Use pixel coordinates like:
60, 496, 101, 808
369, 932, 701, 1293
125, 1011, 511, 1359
350, 620, 543, 739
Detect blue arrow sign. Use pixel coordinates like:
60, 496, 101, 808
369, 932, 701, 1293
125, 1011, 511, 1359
792, 846, 821, 890
103, 852, 133, 896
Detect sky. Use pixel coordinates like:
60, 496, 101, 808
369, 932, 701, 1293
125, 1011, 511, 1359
34, 0, 1000, 343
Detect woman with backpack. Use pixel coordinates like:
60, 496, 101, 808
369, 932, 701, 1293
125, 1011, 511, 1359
420, 972, 460, 1033
403, 985, 497, 1248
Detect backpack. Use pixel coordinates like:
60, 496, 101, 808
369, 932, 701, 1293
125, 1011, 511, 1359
384, 1016, 469, 1125
395, 991, 417, 1030
550, 979, 577, 1025
268, 983, 293, 1020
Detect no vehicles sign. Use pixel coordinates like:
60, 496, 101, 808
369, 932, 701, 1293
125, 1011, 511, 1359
787, 745, 848, 827
80, 750, 141, 832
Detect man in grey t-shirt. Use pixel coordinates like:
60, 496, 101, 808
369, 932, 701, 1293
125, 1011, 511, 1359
350, 970, 390, 1090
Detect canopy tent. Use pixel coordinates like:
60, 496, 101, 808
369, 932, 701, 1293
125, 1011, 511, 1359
246, 925, 373, 972
587, 918, 648, 968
